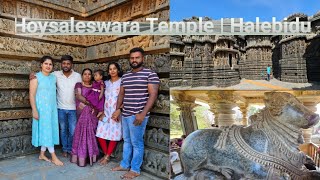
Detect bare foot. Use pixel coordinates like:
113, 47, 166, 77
99, 155, 110, 165
111, 165, 129, 171
120, 171, 140, 179
39, 155, 51, 162
52, 157, 64, 166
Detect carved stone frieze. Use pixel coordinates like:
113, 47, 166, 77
155, 0, 169, 10
0, 109, 31, 121
144, 53, 171, 73
143, 148, 169, 179
0, 60, 32, 75
0, 118, 32, 137
0, 90, 30, 109
159, 78, 169, 91
148, 115, 169, 129
151, 94, 169, 114
0, 76, 29, 89
0, 134, 36, 159
0, 36, 86, 61
145, 128, 169, 152
131, 0, 144, 17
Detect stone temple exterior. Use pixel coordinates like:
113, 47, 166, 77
0, 0, 170, 179
170, 13, 320, 87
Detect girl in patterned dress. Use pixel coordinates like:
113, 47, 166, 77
96, 62, 123, 165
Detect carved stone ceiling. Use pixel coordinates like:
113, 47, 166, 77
171, 90, 320, 106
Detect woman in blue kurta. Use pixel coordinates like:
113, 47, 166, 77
29, 56, 63, 166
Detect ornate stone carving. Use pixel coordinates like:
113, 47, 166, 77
0, 36, 86, 61
143, 148, 169, 179
0, 109, 31, 121
0, 134, 36, 159
120, 3, 132, 21
177, 92, 320, 180
115, 38, 134, 56
159, 78, 169, 91
0, 60, 32, 75
144, 53, 171, 73
0, 118, 32, 138
143, 0, 156, 14
132, 35, 153, 50
0, 76, 29, 89
0, 90, 30, 109
145, 128, 169, 152
131, 0, 143, 17
17, 1, 30, 17
0, 18, 14, 34
151, 94, 169, 114
155, 0, 169, 10
1, 0, 15, 16
148, 115, 170, 129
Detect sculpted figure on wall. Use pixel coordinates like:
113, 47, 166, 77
177, 92, 320, 180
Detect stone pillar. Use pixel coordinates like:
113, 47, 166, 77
207, 91, 237, 127
301, 101, 318, 143
209, 105, 219, 126
172, 91, 198, 136
239, 104, 249, 126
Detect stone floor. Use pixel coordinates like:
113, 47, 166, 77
0, 152, 157, 180
172, 78, 320, 91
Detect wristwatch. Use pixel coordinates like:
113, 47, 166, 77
117, 108, 123, 112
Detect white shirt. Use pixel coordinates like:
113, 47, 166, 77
52, 70, 82, 110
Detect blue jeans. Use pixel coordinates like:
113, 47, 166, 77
58, 109, 77, 153
120, 115, 149, 174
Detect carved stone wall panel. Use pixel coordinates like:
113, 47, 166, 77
0, 36, 86, 61
0, 0, 82, 19
131, 0, 144, 17
0, 118, 32, 137
159, 78, 169, 91
0, 76, 29, 89
0, 90, 30, 109
120, 3, 132, 21
0, 59, 33, 75
95, 41, 117, 59
0, 0, 16, 17
145, 127, 169, 152
155, 0, 169, 11
143, 0, 156, 15
0, 134, 36, 159
144, 53, 171, 73
142, 148, 169, 179
0, 109, 31, 121
0, 18, 15, 34
148, 115, 169, 129
0, 17, 90, 46
151, 94, 169, 114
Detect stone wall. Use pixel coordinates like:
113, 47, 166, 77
0, 0, 169, 179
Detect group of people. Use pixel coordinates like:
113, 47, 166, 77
29, 47, 160, 179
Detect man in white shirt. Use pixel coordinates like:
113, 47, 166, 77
53, 55, 82, 157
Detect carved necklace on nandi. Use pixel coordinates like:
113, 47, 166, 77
214, 108, 309, 179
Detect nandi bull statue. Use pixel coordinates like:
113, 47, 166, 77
176, 92, 320, 180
